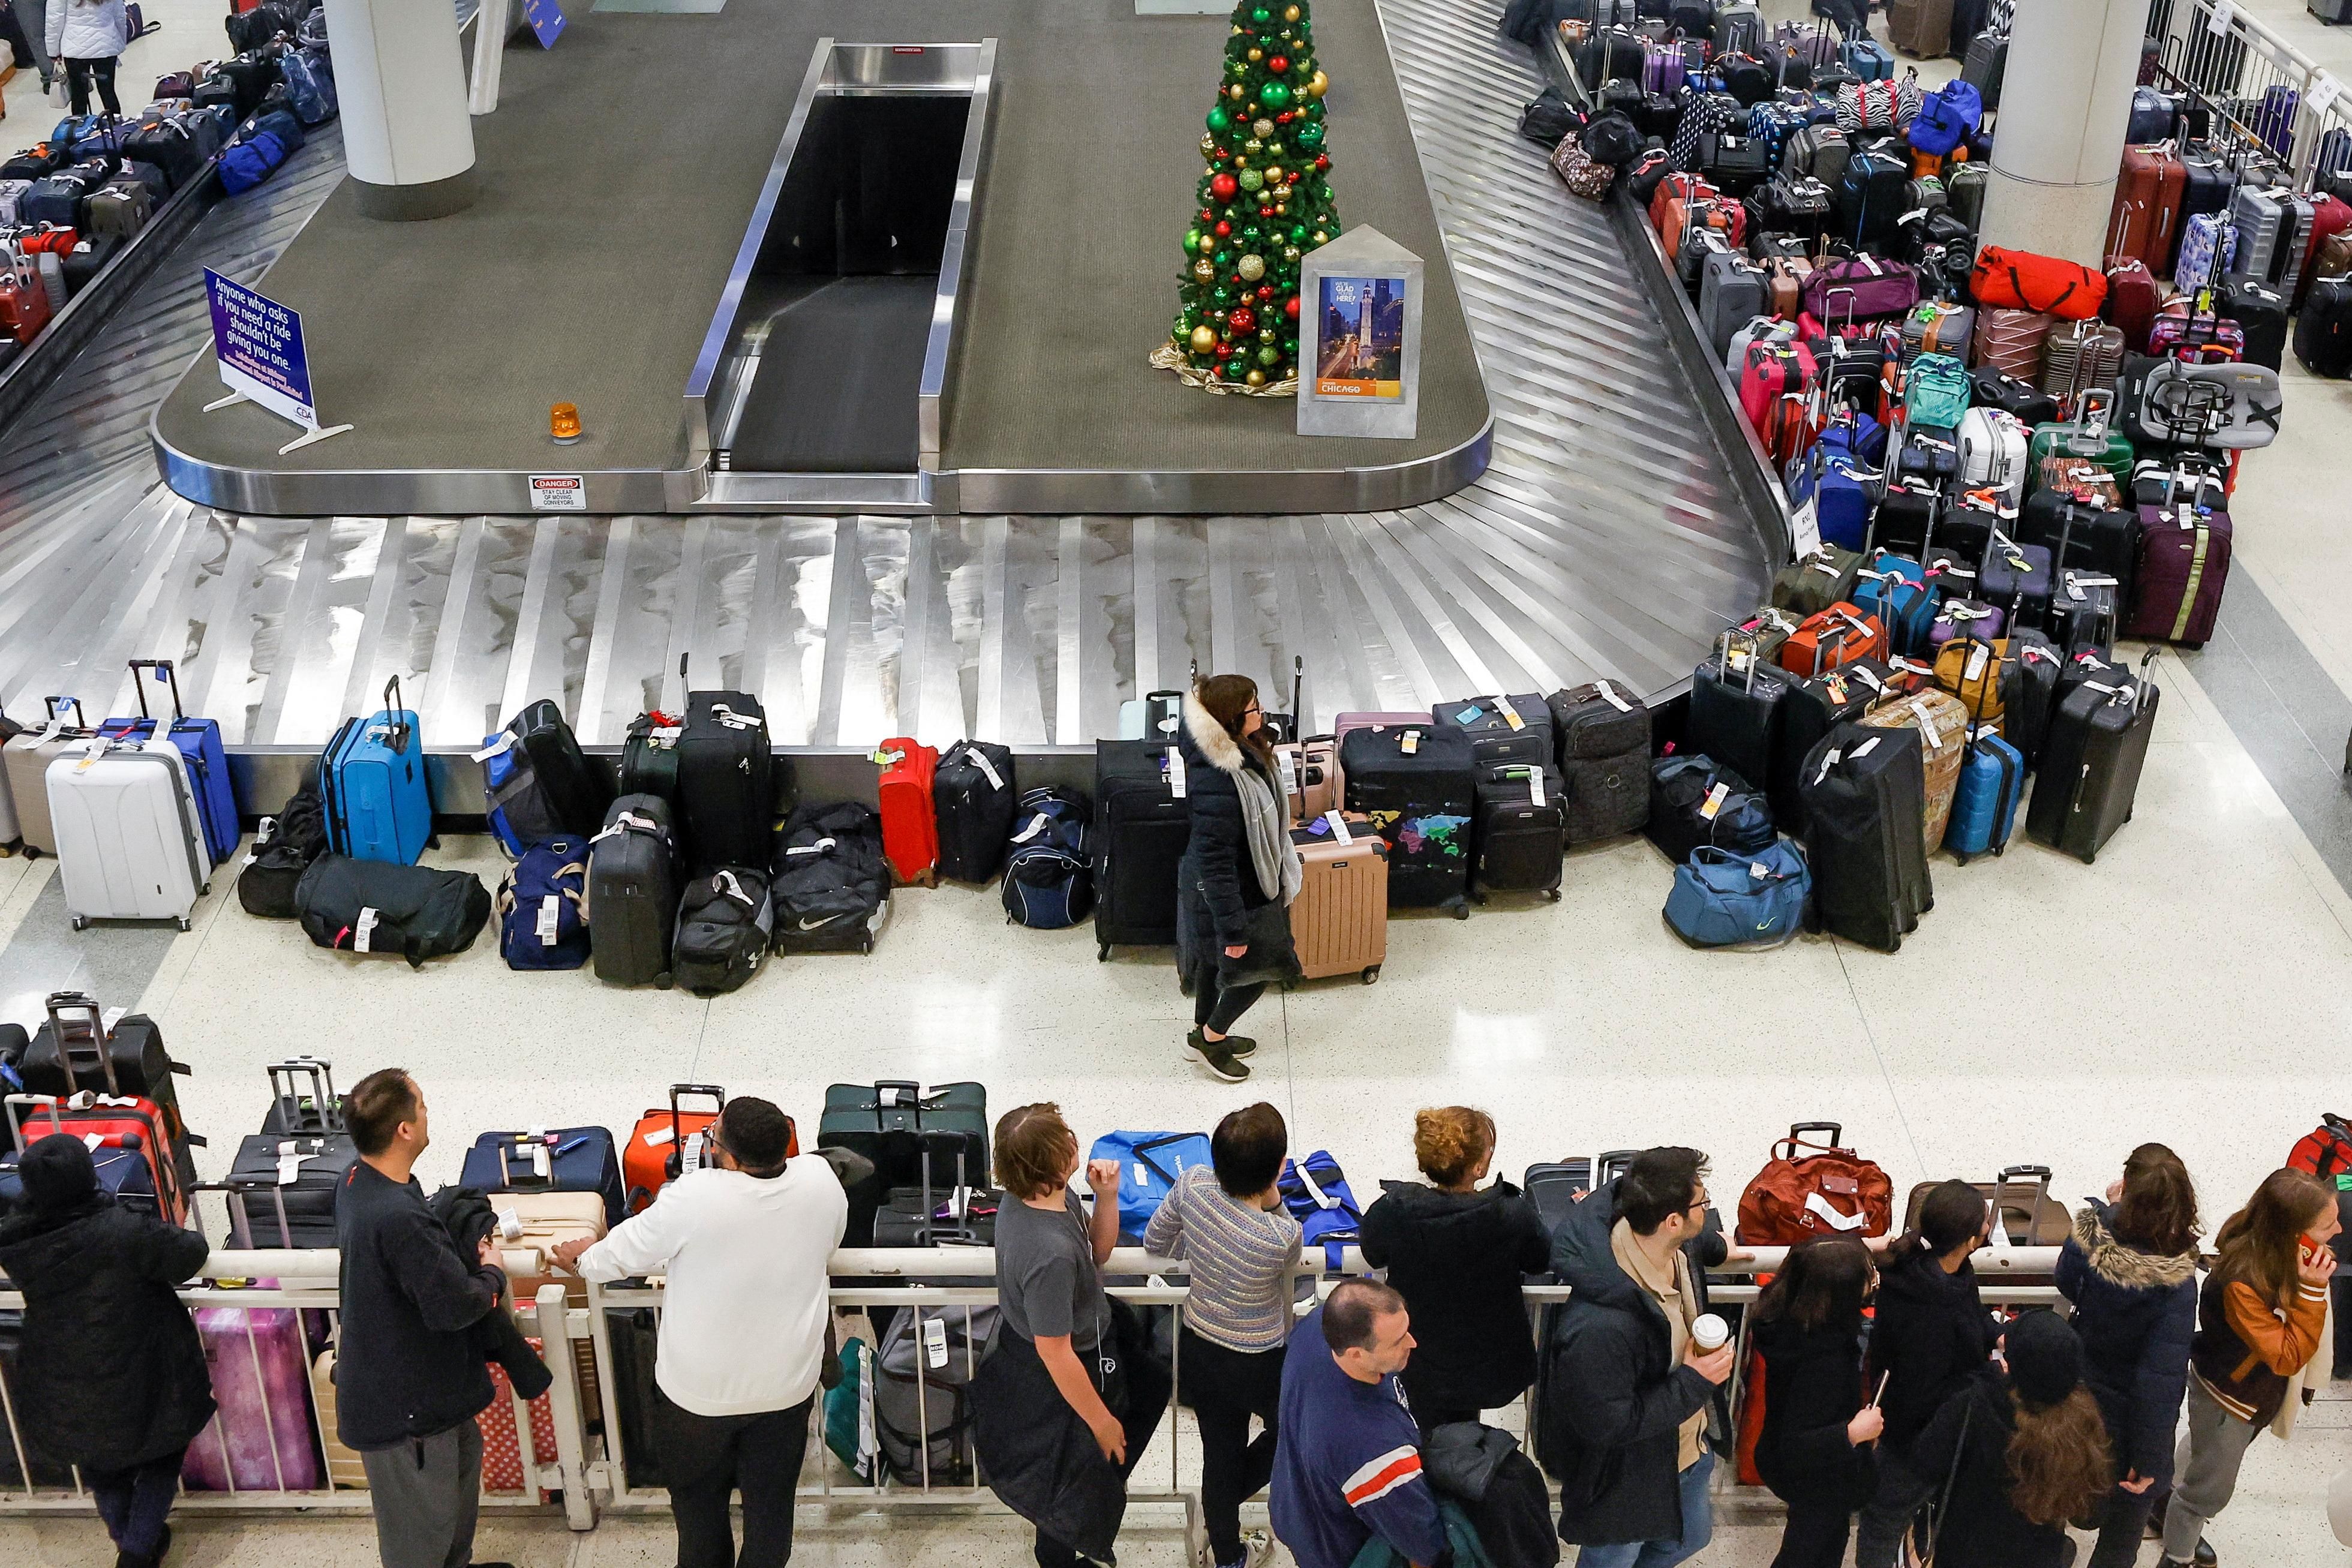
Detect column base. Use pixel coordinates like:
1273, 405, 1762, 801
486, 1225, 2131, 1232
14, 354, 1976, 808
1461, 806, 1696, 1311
352, 166, 479, 223
1979, 169, 2116, 268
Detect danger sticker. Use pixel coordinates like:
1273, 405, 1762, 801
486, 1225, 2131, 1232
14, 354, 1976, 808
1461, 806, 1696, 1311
528, 474, 587, 512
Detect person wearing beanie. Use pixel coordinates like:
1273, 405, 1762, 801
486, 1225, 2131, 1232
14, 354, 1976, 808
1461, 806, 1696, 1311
1904, 1312, 2115, 1568
0, 1136, 213, 1568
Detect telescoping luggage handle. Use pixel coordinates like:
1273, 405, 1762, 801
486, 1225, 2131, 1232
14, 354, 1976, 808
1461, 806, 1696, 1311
375, 675, 410, 754
5, 1092, 66, 1150
670, 1083, 725, 1150
1987, 1163, 2054, 1246
41, 696, 88, 735
126, 659, 187, 722
1773, 1121, 1851, 1161
267, 1058, 343, 1134
44, 990, 119, 1097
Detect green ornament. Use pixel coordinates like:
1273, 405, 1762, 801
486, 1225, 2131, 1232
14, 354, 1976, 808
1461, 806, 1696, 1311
1206, 106, 1230, 133
1258, 345, 1280, 366
1261, 80, 1292, 109
1236, 168, 1265, 193
1184, 227, 1202, 254
1296, 122, 1324, 151
1289, 224, 1309, 243
1250, 4, 1272, 20
1213, 286, 1233, 304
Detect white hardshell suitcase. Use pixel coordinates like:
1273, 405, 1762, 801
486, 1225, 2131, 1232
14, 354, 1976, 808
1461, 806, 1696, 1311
1957, 407, 2030, 505
47, 738, 211, 930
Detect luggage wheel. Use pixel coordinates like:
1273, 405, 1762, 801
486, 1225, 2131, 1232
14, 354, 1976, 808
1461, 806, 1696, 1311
177, 917, 192, 932
1362, 965, 1381, 984
70, 915, 88, 931
1097, 944, 1111, 961
1452, 904, 1469, 920
861, 935, 875, 954
1545, 887, 1562, 902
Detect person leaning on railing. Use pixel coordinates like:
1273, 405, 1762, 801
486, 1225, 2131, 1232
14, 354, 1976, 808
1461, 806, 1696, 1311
0, 1137, 212, 1568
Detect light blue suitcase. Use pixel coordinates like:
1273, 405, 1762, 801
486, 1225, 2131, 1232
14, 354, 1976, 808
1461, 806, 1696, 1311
98, 660, 236, 869
322, 677, 432, 865
1944, 678, 2024, 863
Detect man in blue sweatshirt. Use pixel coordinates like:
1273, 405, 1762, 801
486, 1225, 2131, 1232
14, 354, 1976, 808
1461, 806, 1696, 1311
1271, 1280, 1449, 1568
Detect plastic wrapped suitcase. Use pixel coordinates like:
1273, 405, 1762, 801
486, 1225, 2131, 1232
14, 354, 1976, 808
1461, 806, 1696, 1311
321, 678, 432, 866
677, 682, 776, 874
181, 1306, 322, 1492
587, 794, 680, 987
875, 738, 938, 887
1471, 764, 1566, 899
1288, 813, 1387, 982
2026, 651, 2159, 862
2126, 503, 2231, 645
1860, 687, 1967, 852
1549, 680, 1651, 843
1337, 722, 1476, 915
47, 737, 209, 930
1092, 740, 1190, 958
933, 741, 1016, 882
770, 801, 890, 954
1797, 722, 1932, 950
96, 659, 235, 869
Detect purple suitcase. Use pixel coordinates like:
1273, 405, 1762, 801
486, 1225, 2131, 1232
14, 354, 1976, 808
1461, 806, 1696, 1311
2125, 504, 2233, 647
1929, 597, 2004, 651
182, 1306, 323, 1492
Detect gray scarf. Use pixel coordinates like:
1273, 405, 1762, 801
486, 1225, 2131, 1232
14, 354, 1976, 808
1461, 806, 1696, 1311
1236, 761, 1303, 906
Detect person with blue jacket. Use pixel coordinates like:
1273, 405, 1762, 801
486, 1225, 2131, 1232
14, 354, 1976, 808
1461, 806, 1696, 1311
2055, 1143, 2203, 1568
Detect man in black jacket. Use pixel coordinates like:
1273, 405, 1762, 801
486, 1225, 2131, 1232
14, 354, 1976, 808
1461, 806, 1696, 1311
335, 1069, 514, 1568
1544, 1148, 1734, 1567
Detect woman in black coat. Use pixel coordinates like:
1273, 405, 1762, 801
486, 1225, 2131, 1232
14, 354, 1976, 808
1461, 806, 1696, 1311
2054, 1143, 2201, 1568
1750, 1236, 1881, 1568
1175, 676, 1299, 1085
0, 1137, 212, 1568
1359, 1107, 1550, 1431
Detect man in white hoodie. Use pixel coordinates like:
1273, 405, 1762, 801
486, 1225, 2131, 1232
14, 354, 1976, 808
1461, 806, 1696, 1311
553, 1098, 846, 1568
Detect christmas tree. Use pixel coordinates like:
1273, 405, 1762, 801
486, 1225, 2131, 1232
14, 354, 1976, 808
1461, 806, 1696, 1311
1152, 0, 1339, 395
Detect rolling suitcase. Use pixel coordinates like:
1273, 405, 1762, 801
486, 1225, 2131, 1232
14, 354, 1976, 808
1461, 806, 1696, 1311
1902, 1164, 2069, 1249
1772, 545, 1866, 617
1941, 650, 2024, 861
618, 708, 683, 805
587, 794, 680, 987
1471, 764, 1566, 899
671, 867, 771, 996
47, 736, 210, 930
1996, 629, 2064, 768
1980, 530, 2054, 630
2, 1097, 172, 1219
676, 678, 776, 874
461, 1124, 627, 1227
770, 800, 891, 954
623, 1085, 733, 1215
1117, 690, 1184, 742
1861, 687, 1968, 852
1275, 734, 1342, 827
322, 678, 432, 866
181, 1306, 323, 1492
2041, 320, 2125, 418
1434, 693, 1554, 769
1288, 813, 1387, 983
1972, 307, 2056, 383
816, 1080, 987, 1243
225, 1061, 355, 1250
876, 738, 939, 887
933, 741, 1016, 882
1549, 680, 1651, 843
5, 698, 94, 857
0, 703, 23, 849
1959, 28, 2006, 109
2295, 276, 2352, 377
97, 659, 236, 869
1092, 740, 1191, 959
2104, 258, 2159, 355
17, 990, 191, 1116
479, 698, 612, 852
1336, 723, 1476, 915
1797, 721, 1932, 951
2217, 274, 2289, 371
1688, 633, 1789, 797
2105, 145, 2185, 272
1768, 658, 1893, 835
2026, 650, 2159, 862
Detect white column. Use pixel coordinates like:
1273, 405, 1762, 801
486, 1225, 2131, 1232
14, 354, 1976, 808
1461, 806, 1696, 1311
324, 0, 479, 220
1977, 0, 2145, 265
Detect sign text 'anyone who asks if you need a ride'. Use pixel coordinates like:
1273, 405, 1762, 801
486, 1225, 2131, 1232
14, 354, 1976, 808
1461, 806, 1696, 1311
202, 268, 353, 455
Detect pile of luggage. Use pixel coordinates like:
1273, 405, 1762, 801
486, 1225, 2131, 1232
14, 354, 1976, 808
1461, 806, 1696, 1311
0, 3, 333, 364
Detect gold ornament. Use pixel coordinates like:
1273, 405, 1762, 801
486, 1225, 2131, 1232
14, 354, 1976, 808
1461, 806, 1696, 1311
1197, 232, 1217, 254
1189, 325, 1218, 354
1237, 253, 1266, 281
1311, 229, 1329, 244
1192, 259, 1215, 282
1228, 84, 1245, 100
1254, 118, 1275, 137
1200, 133, 1216, 158
1259, 328, 1276, 343
1306, 70, 1329, 98
1284, 3, 1300, 17
1283, 245, 1302, 263
1246, 368, 1267, 386
1273, 203, 1288, 217
1243, 137, 1263, 154
1246, 47, 1262, 61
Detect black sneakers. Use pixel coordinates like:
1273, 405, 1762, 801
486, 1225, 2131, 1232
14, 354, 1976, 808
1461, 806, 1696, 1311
1185, 1029, 1250, 1082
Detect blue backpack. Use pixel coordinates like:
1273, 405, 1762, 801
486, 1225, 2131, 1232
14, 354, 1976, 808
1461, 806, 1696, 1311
1089, 1131, 1214, 1239
1904, 353, 1972, 431
1001, 787, 1092, 928
1664, 839, 1810, 948
1278, 1150, 1364, 1268
281, 50, 338, 126
497, 837, 591, 971
1907, 80, 1982, 157
220, 131, 287, 194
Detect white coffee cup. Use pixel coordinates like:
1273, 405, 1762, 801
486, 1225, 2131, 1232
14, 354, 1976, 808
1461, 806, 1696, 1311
1692, 1313, 1730, 1353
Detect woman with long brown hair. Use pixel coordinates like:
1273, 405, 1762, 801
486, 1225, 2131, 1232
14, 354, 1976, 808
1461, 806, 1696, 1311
1749, 1235, 1881, 1568
1904, 1310, 2112, 1567
1174, 674, 1301, 1082
2159, 1167, 2339, 1568
2056, 1143, 2202, 1568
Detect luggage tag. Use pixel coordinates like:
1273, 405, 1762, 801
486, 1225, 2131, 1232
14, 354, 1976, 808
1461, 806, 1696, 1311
2314, 74, 2342, 115
1324, 812, 1353, 845
468, 732, 516, 762
1596, 679, 1632, 711
924, 1317, 950, 1371
965, 746, 1004, 791
1527, 770, 1546, 807
1494, 696, 1526, 731
353, 908, 379, 953
2176, 503, 2195, 531
1401, 729, 1420, 755
1454, 704, 1485, 724
1699, 782, 1730, 819
1276, 747, 1298, 798
872, 747, 906, 767
710, 705, 759, 731
1012, 812, 1051, 843
1165, 747, 1187, 798
537, 895, 561, 947
1909, 699, 1944, 748
1965, 644, 1990, 683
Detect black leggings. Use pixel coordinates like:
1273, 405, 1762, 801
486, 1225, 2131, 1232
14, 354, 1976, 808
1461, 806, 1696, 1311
1189, 956, 1264, 1034
1179, 1327, 1287, 1566
65, 56, 119, 118
1771, 1497, 1854, 1568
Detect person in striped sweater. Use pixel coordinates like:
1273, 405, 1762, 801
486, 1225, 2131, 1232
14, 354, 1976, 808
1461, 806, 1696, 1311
1269, 1281, 1448, 1568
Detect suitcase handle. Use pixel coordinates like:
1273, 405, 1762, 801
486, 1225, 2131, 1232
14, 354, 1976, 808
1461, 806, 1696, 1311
43, 990, 119, 1096
670, 1084, 725, 1145
43, 696, 86, 729
1785, 1120, 1845, 1145
266, 1058, 342, 1133
5, 1092, 65, 1150
127, 659, 185, 722
380, 675, 410, 753
192, 1177, 297, 1251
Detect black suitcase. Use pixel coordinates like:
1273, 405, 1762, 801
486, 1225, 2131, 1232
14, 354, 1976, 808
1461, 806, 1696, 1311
817, 1081, 990, 1213
0, 1314, 74, 1488
619, 709, 683, 803
606, 1306, 668, 1490
1435, 693, 1554, 768
1960, 28, 2006, 108
1092, 740, 1191, 959
1798, 722, 1933, 952
492, 699, 614, 840
770, 801, 890, 954
2218, 274, 2290, 371
1768, 658, 1893, 835
259, 1056, 344, 1137
933, 740, 1017, 882
1997, 629, 2063, 768
2027, 651, 2159, 862
2296, 277, 2352, 377
1549, 681, 1652, 844
1687, 635, 1789, 797
18, 991, 189, 1111
1338, 723, 1476, 915
2018, 493, 2135, 613
588, 794, 681, 986
224, 1122, 358, 1250
1647, 753, 1774, 864
1969, 367, 2061, 427
677, 687, 777, 873
671, 867, 772, 996
1471, 764, 1566, 900
2048, 570, 2122, 654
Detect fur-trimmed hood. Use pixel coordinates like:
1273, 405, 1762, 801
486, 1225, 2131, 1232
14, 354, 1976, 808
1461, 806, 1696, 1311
1181, 691, 1248, 775
2073, 1201, 2198, 1291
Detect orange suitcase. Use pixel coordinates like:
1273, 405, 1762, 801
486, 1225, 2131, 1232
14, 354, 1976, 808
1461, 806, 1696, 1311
1288, 813, 1388, 983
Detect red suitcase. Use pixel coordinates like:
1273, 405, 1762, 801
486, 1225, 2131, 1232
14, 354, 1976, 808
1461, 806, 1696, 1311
2297, 193, 2352, 308
875, 737, 939, 887
2105, 145, 2185, 272
2103, 256, 2159, 353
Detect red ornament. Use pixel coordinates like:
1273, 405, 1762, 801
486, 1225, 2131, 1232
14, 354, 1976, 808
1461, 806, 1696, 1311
1257, 284, 1273, 301
1215, 343, 1234, 359
1284, 296, 1300, 321
1277, 111, 1294, 123
1210, 172, 1239, 201
1286, 170, 1300, 184
1269, 55, 1289, 73
1315, 154, 1330, 170
1229, 307, 1257, 334
1200, 208, 1215, 222
1259, 206, 1275, 218
1215, 220, 1231, 236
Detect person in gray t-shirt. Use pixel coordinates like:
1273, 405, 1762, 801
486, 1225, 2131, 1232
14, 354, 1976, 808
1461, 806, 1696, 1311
996, 1180, 1111, 1353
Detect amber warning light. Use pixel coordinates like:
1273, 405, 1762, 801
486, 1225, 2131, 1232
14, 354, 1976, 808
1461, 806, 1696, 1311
550, 403, 582, 444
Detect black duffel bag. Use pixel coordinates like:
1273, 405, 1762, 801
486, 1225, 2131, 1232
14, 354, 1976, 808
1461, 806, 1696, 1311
1519, 85, 1584, 148
294, 855, 492, 967
1582, 110, 1644, 167
238, 783, 329, 918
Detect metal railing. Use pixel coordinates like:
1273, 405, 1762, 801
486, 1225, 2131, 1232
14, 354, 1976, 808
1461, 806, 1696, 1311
0, 1242, 2073, 1543
2147, 0, 2352, 188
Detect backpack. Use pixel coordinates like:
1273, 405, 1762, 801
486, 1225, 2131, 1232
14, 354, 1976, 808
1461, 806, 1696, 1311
281, 49, 337, 126
218, 131, 287, 195
2287, 1115, 2352, 1229
496, 837, 591, 971
1906, 79, 1982, 157
1734, 1124, 1895, 1244
1663, 840, 1812, 948
238, 784, 330, 918
1904, 352, 1971, 429
1278, 1150, 1365, 1267
1001, 788, 1093, 928
672, 868, 771, 996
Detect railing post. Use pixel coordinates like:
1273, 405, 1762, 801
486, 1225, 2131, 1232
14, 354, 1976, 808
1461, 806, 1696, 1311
534, 1286, 598, 1529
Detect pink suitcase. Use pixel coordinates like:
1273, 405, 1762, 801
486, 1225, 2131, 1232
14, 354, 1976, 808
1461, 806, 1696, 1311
182, 1306, 323, 1492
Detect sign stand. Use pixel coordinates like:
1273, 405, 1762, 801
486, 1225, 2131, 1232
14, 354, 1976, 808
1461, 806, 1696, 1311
470, 0, 564, 115
1297, 225, 1423, 440
202, 269, 355, 456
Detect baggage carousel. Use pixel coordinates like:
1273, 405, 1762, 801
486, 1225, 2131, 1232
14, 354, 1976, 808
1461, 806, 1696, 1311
0, 0, 1776, 784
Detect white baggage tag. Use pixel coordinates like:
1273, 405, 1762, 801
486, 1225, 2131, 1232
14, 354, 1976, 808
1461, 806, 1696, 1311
276, 1144, 311, 1185
2066, 575, 2086, 602
649, 725, 682, 749
84, 1133, 103, 1151
1813, 748, 1842, 786
1854, 666, 1885, 693
468, 733, 516, 763
1134, 1163, 1150, 1187
353, 908, 379, 953
1910, 700, 1942, 748
1596, 680, 1631, 712
533, 1144, 551, 1181
2207, 0, 2235, 33
1166, 748, 1188, 798
1528, 770, 1546, 807
537, 896, 561, 946
2177, 503, 2194, 530
1851, 736, 1881, 759
641, 1125, 676, 1148
878, 1086, 902, 1108
1013, 812, 1050, 844
2312, 74, 2343, 116
1276, 747, 1298, 797
924, 1317, 949, 1371
1810, 556, 1841, 576
967, 747, 1004, 791
1325, 812, 1353, 845
1494, 695, 1526, 731
1790, 494, 1822, 558
1401, 729, 1420, 755
1751, 860, 1771, 879
1699, 782, 1729, 820
681, 1131, 706, 1174
1728, 647, 1752, 673
1965, 644, 1989, 683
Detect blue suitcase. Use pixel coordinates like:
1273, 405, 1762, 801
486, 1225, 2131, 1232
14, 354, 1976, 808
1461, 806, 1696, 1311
323, 677, 432, 865
1854, 548, 1941, 657
458, 1125, 626, 1227
1843, 37, 1894, 80
98, 659, 236, 869
1941, 642, 2025, 861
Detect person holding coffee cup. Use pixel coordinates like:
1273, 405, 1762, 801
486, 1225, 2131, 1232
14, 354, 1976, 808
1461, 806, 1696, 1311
1543, 1146, 1735, 1567
1750, 1236, 1882, 1568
